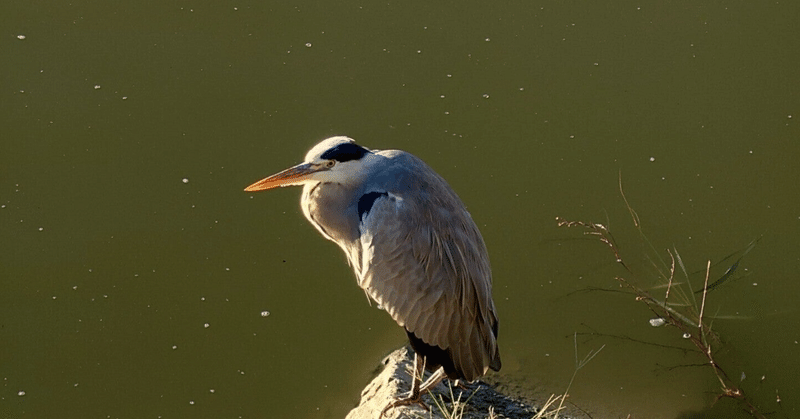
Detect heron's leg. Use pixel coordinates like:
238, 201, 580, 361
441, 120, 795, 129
416, 366, 446, 396
406, 350, 424, 399
381, 354, 444, 417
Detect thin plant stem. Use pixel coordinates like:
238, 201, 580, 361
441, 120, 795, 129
553, 333, 605, 419
698, 260, 711, 340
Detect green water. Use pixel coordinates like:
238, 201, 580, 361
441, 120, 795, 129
3, 1, 798, 418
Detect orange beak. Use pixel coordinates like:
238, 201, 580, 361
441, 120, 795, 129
244, 163, 321, 192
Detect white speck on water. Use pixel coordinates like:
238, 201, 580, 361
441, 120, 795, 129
189, 400, 195, 405
204, 323, 210, 328
752, 282, 758, 287
209, 388, 215, 393
305, 42, 312, 47
182, 178, 189, 183
38, 227, 44, 231
649, 157, 655, 162
17, 35, 26, 40
172, 345, 178, 350
519, 87, 524, 91
18, 391, 26, 396
261, 310, 270, 317
482, 93, 489, 99
446, 74, 452, 78
52, 296, 57, 300
682, 332, 691, 339
122, 96, 128, 100
649, 318, 666, 327
485, 38, 490, 41
94, 85, 101, 90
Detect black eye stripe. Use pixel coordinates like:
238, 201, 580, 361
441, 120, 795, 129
320, 143, 369, 162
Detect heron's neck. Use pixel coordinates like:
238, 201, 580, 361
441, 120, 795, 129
301, 181, 361, 246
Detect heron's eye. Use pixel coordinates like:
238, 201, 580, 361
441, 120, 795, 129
325, 160, 335, 168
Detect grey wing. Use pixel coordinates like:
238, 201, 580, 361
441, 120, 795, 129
356, 190, 500, 382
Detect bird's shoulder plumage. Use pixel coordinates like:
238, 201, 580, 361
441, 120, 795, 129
351, 149, 500, 381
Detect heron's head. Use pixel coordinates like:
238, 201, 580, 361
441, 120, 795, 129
244, 136, 374, 191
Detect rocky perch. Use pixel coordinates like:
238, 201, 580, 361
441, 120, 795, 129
346, 346, 568, 419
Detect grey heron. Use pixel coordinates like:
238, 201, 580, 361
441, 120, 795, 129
244, 136, 501, 413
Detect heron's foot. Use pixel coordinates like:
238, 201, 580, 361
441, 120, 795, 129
379, 392, 429, 418
452, 379, 470, 391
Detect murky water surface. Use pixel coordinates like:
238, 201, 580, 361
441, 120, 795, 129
3, 2, 798, 418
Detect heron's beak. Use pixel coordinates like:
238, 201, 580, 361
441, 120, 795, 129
244, 163, 322, 192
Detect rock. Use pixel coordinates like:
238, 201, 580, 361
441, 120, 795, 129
346, 346, 543, 419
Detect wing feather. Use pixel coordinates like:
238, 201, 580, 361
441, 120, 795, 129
353, 154, 500, 381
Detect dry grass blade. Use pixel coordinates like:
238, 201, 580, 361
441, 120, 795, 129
548, 333, 604, 419
423, 381, 481, 419
531, 394, 567, 419
618, 170, 640, 228
556, 181, 769, 419
698, 260, 711, 341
